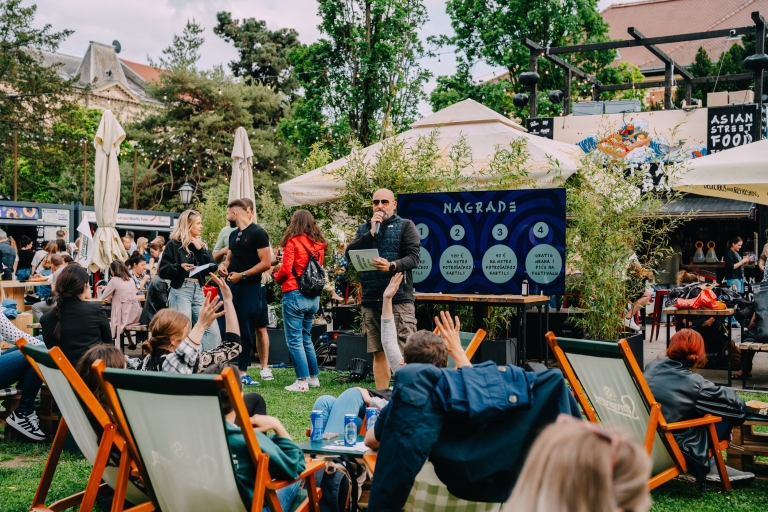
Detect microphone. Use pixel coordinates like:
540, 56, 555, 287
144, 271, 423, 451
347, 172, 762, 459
373, 221, 381, 236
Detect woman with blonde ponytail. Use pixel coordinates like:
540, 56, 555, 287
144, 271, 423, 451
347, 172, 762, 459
159, 209, 221, 350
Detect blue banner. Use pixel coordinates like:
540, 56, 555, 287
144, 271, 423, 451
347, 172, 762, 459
398, 189, 566, 295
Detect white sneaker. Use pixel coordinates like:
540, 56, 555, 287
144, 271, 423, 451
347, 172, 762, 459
7, 410, 46, 441
307, 376, 320, 388
625, 317, 641, 331
260, 368, 274, 381
285, 380, 309, 392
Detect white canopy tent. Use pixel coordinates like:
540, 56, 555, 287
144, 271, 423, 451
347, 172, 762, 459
279, 99, 584, 207
672, 139, 768, 205
90, 110, 128, 271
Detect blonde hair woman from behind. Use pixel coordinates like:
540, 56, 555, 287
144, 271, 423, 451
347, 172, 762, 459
158, 209, 220, 351
503, 416, 651, 512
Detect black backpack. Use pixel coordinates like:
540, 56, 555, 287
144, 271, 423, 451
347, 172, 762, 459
319, 456, 365, 512
292, 240, 326, 298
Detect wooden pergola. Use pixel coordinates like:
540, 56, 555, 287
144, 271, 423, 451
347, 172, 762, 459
520, 10, 767, 134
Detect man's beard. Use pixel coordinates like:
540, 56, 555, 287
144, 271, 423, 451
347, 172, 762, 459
229, 220, 236, 228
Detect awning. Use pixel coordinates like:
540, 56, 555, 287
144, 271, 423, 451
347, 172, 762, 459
0, 219, 68, 227
659, 194, 756, 219
116, 224, 174, 232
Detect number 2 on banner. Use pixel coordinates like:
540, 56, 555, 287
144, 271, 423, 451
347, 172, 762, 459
450, 225, 465, 241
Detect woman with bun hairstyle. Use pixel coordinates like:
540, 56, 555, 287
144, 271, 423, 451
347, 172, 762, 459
644, 329, 751, 487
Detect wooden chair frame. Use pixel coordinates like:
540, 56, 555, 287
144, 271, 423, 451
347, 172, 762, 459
93, 363, 323, 512
15, 338, 152, 512
432, 327, 487, 367
545, 332, 731, 491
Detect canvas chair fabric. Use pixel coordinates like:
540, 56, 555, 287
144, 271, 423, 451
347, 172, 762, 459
18, 341, 149, 510
403, 461, 501, 512
95, 367, 322, 512
546, 333, 731, 491
91, 110, 128, 271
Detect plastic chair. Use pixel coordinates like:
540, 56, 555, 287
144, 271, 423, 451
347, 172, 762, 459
650, 289, 671, 342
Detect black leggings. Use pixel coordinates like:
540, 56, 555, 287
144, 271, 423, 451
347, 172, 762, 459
244, 393, 267, 416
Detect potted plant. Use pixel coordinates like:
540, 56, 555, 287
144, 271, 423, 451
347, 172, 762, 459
565, 128, 688, 365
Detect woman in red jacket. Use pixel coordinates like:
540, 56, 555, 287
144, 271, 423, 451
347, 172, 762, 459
273, 210, 327, 392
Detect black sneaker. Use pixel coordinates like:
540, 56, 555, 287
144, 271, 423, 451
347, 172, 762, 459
6, 410, 46, 441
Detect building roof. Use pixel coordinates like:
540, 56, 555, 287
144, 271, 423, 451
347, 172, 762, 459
120, 59, 162, 83
602, 0, 768, 71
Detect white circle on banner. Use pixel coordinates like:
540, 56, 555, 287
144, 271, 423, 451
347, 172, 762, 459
450, 225, 465, 241
525, 244, 562, 284
533, 222, 549, 239
492, 224, 508, 241
482, 245, 517, 283
439, 245, 473, 283
416, 223, 429, 240
413, 247, 432, 284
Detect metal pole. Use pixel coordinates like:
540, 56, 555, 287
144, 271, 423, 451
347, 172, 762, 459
664, 62, 673, 110
83, 140, 87, 206
563, 68, 572, 116
529, 49, 538, 118
684, 82, 692, 106
13, 129, 18, 201
753, 12, 766, 140
133, 148, 138, 209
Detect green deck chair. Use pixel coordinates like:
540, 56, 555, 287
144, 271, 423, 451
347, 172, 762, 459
93, 364, 323, 512
545, 332, 731, 491
16, 339, 150, 512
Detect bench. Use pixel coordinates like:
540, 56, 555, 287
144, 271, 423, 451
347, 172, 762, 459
726, 414, 768, 480
0, 385, 59, 439
120, 324, 149, 352
736, 342, 768, 389
0, 387, 21, 439
27, 323, 42, 336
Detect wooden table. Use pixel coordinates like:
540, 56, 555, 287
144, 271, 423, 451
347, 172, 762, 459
415, 293, 550, 367
299, 435, 369, 458
663, 307, 736, 386
0, 280, 48, 308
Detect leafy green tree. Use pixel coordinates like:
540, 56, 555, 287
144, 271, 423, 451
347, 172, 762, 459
430, 0, 615, 118
0, 0, 105, 202
282, 0, 432, 158
126, 20, 297, 211
147, 18, 205, 71
213, 12, 302, 97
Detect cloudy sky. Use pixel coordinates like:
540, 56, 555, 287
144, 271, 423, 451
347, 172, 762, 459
32, 0, 636, 115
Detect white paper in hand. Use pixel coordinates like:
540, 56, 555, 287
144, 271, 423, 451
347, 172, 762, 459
349, 249, 380, 271
188, 262, 215, 277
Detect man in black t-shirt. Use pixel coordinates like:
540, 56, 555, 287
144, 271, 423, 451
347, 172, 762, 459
219, 199, 272, 384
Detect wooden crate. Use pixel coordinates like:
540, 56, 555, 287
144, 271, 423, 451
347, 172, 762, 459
9, 312, 34, 336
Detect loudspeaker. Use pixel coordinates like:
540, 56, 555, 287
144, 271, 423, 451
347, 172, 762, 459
336, 334, 373, 371
265, 329, 292, 366
479, 337, 518, 366
332, 305, 361, 331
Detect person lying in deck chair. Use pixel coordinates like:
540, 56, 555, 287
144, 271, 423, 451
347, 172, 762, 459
644, 329, 753, 486
311, 273, 469, 436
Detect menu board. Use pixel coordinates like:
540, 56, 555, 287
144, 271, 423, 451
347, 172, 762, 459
398, 189, 566, 295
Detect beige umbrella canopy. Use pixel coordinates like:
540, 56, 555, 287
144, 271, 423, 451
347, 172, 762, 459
278, 99, 584, 207
90, 110, 128, 271
672, 139, 768, 205
229, 127, 256, 206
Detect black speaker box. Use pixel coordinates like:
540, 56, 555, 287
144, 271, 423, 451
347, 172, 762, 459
336, 334, 373, 371
479, 337, 518, 366
332, 305, 361, 331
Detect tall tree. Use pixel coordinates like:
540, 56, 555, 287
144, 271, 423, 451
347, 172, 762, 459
127, 20, 296, 210
0, 0, 100, 202
147, 18, 205, 71
282, 0, 432, 158
213, 12, 302, 97
430, 0, 615, 117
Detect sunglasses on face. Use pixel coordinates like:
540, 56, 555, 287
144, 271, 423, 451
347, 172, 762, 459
372, 199, 390, 206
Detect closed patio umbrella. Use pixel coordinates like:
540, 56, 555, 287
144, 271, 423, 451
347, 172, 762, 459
90, 110, 128, 271
672, 139, 768, 205
229, 126, 256, 206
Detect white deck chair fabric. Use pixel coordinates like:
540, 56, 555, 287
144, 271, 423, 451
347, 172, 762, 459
115, 389, 247, 512
37, 365, 148, 505
404, 461, 502, 512
566, 352, 675, 476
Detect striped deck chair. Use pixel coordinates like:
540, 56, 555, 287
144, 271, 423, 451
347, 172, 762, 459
93, 364, 323, 512
545, 332, 731, 491
16, 338, 150, 512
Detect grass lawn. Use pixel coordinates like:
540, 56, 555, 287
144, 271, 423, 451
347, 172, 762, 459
1, 369, 768, 511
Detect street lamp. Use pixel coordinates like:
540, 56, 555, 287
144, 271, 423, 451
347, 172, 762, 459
178, 181, 194, 206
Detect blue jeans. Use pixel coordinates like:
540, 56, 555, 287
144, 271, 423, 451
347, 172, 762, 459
283, 291, 319, 380
313, 389, 366, 434
0, 347, 43, 415
15, 268, 30, 281
725, 278, 744, 325
262, 482, 300, 512
231, 282, 264, 372
168, 280, 221, 351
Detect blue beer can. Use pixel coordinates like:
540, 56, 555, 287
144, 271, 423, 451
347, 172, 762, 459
343, 414, 357, 446
310, 410, 324, 442
365, 407, 378, 432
